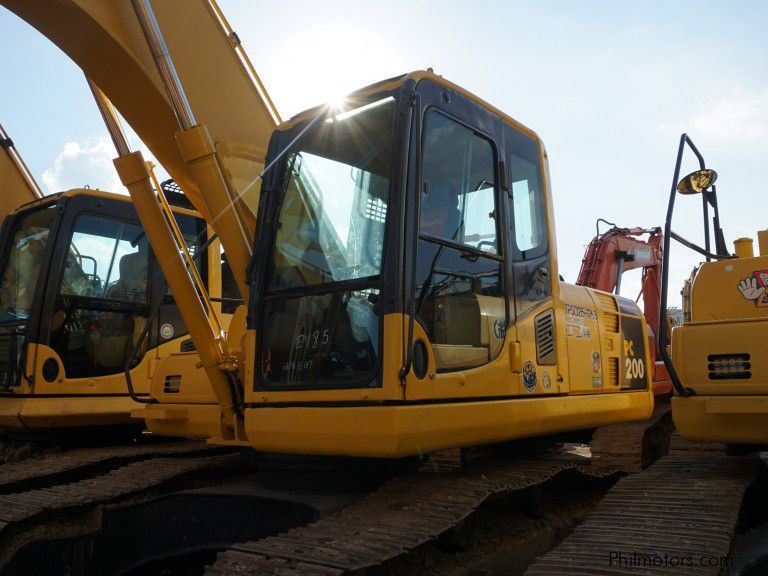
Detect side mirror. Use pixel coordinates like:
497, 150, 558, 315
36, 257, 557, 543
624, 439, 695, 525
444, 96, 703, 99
677, 169, 718, 195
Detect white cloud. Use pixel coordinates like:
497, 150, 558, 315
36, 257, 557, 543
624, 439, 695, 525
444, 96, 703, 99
40, 129, 170, 196
41, 137, 124, 195
657, 88, 768, 145
692, 90, 768, 141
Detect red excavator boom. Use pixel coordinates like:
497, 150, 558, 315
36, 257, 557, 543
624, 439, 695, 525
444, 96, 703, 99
577, 220, 671, 395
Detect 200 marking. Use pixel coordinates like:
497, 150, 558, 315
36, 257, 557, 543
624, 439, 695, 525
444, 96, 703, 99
625, 357, 645, 380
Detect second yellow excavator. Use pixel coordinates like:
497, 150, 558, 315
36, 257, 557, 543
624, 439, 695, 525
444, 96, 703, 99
658, 134, 768, 448
0, 120, 236, 433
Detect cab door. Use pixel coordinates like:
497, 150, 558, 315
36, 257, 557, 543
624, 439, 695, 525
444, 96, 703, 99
503, 125, 560, 396
404, 80, 512, 400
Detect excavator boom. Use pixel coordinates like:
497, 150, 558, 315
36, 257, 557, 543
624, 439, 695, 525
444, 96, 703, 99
1, 0, 279, 296
0, 123, 43, 219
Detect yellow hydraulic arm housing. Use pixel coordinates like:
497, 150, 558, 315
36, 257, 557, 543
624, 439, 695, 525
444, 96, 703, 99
0, 123, 44, 220
1, 0, 283, 435
1, 0, 280, 300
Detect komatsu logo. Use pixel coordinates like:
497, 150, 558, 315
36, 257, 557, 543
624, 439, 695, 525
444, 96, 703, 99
737, 271, 768, 307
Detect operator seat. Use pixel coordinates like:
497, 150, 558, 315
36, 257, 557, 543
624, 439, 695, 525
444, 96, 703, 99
93, 251, 148, 369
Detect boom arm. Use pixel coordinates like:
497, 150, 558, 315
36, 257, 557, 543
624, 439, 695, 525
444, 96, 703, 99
0, 123, 43, 219
1, 0, 280, 296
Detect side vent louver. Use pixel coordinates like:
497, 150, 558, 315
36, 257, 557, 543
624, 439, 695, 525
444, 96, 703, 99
535, 309, 556, 365
708, 354, 751, 380
180, 339, 196, 353
596, 292, 619, 333
163, 375, 182, 394
607, 357, 619, 387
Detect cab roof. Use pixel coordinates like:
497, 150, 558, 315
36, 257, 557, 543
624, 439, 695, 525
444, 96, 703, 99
11, 187, 200, 218
280, 70, 543, 145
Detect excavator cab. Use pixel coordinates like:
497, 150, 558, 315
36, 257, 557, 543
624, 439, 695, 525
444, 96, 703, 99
0, 188, 220, 429
660, 134, 768, 447
228, 71, 653, 457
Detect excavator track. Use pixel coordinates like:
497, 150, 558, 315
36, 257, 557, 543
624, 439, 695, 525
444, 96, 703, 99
590, 404, 674, 471
0, 440, 221, 494
0, 451, 245, 571
205, 454, 624, 576
525, 446, 763, 575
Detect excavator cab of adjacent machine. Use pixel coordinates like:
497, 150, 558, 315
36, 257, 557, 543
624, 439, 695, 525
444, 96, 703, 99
660, 134, 768, 447
0, 183, 231, 430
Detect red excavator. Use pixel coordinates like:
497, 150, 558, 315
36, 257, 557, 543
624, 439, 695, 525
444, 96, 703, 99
577, 219, 672, 395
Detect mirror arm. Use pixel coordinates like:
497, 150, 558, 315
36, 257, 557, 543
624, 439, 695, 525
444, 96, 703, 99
670, 231, 734, 261
659, 134, 696, 397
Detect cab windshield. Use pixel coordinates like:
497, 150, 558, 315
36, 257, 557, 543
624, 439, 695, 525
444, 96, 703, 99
0, 205, 57, 323
260, 95, 397, 388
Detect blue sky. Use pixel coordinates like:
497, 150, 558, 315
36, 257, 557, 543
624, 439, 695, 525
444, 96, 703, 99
1, 1, 767, 304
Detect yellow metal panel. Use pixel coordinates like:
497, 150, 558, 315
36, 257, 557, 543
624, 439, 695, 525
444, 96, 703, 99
16, 396, 139, 428
0, 397, 27, 428
243, 390, 653, 458
138, 403, 223, 439
705, 396, 768, 414
672, 318, 767, 395
150, 352, 216, 404
672, 395, 768, 445
691, 255, 768, 322
561, 285, 605, 393
27, 343, 152, 396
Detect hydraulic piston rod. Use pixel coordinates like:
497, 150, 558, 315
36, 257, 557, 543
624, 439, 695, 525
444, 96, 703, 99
87, 78, 237, 436
131, 0, 255, 300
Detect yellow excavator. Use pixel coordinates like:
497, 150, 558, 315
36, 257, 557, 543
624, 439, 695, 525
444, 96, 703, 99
2, 3, 763, 575
2, 0, 655, 458
0, 0, 273, 436
658, 134, 767, 447
0, 119, 233, 431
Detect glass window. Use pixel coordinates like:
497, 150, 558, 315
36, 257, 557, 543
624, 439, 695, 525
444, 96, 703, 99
260, 289, 379, 387
507, 128, 546, 258
220, 256, 242, 314
153, 215, 208, 348
0, 206, 57, 322
505, 125, 550, 318
420, 113, 497, 254
415, 241, 505, 372
51, 214, 149, 378
259, 96, 398, 389
268, 96, 396, 291
512, 179, 540, 252
61, 215, 148, 303
417, 112, 505, 372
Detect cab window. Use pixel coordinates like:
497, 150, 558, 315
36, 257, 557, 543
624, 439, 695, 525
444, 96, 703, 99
505, 124, 550, 319
51, 214, 149, 378
416, 111, 506, 372
507, 127, 547, 259
420, 114, 498, 254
